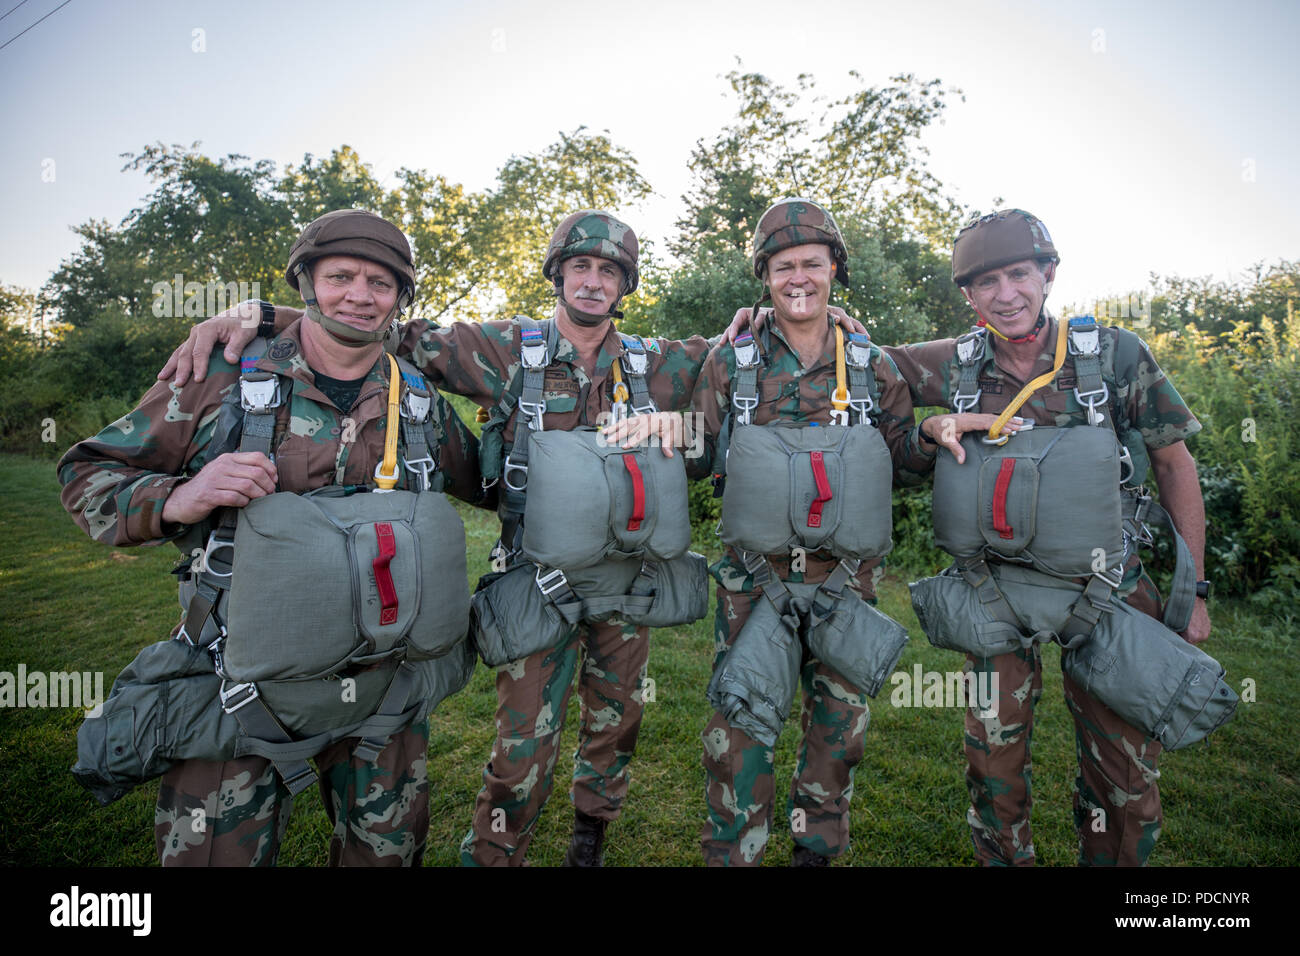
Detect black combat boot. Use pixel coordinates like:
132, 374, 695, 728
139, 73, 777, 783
563, 811, 608, 867
791, 845, 830, 867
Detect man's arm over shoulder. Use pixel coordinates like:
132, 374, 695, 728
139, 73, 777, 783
396, 317, 522, 408
644, 333, 718, 412
870, 348, 934, 487
882, 338, 958, 409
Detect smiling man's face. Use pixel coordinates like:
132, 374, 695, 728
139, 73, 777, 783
962, 259, 1052, 339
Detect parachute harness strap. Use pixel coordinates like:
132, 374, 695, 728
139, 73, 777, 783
373, 354, 402, 490
986, 316, 1067, 444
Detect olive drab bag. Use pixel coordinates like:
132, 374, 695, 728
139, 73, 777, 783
720, 422, 894, 560
72, 638, 475, 806
521, 427, 691, 570
932, 425, 1125, 577
467, 317, 707, 667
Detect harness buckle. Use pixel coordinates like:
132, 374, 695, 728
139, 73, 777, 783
502, 454, 528, 492
239, 372, 281, 413
848, 396, 875, 424
621, 349, 649, 377
1074, 382, 1110, 426
401, 389, 432, 424
1067, 317, 1101, 357
518, 399, 547, 432
845, 335, 873, 369
534, 566, 569, 596
219, 680, 259, 715
403, 455, 436, 492
955, 330, 986, 366
830, 408, 849, 427
373, 458, 399, 491
203, 531, 235, 580
731, 392, 758, 426
1117, 446, 1135, 485
519, 334, 548, 370
953, 388, 982, 413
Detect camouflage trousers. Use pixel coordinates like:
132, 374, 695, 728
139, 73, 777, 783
154, 719, 430, 867
964, 649, 1163, 866
701, 588, 870, 867
460, 618, 649, 866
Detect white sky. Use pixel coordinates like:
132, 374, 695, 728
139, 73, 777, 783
2, 0, 1297, 316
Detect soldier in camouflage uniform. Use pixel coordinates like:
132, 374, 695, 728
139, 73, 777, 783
685, 199, 935, 866
884, 209, 1212, 865
60, 209, 487, 866
170, 210, 717, 866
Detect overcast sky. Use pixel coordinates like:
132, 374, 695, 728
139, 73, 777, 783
3, 0, 1297, 316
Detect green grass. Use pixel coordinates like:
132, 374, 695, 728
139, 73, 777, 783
2, 452, 1296, 866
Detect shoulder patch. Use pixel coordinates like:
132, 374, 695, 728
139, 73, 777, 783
269, 339, 297, 362
645, 339, 661, 354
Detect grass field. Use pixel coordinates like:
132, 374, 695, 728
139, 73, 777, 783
1, 452, 1296, 867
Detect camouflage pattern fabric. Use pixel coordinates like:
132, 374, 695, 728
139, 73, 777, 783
688, 316, 926, 865
393, 315, 713, 865
752, 198, 850, 285
886, 316, 1200, 866
458, 618, 647, 866
155, 721, 430, 867
59, 318, 483, 866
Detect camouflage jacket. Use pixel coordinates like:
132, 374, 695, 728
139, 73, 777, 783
396, 316, 714, 441
688, 316, 933, 600
59, 319, 485, 548
884, 315, 1201, 446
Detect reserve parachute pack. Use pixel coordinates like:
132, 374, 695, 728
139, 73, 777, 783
705, 328, 906, 743
912, 316, 1236, 747
73, 339, 472, 802
469, 317, 707, 666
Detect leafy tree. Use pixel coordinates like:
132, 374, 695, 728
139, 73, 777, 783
279, 145, 387, 228
479, 127, 653, 320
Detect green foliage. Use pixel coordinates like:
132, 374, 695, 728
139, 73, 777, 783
1144, 304, 1300, 596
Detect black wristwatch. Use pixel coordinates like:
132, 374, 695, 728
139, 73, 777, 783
255, 300, 276, 339
1195, 580, 1211, 600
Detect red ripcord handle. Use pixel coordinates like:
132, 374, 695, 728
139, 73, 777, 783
992, 459, 1016, 540
372, 522, 399, 625
807, 451, 832, 529
623, 455, 645, 532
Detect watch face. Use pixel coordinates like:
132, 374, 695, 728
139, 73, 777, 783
1196, 581, 1210, 599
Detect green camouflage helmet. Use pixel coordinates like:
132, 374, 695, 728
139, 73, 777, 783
752, 198, 850, 287
952, 209, 1059, 287
542, 210, 639, 294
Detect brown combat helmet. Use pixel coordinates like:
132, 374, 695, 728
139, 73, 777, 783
951, 209, 1059, 287
285, 209, 416, 305
752, 198, 850, 287
542, 210, 639, 294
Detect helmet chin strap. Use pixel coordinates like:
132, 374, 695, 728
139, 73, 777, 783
296, 265, 403, 348
555, 280, 622, 327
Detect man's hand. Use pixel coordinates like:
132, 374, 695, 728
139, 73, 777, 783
1182, 599, 1211, 646
920, 413, 1027, 464
161, 452, 278, 525
601, 412, 683, 458
157, 300, 264, 386
721, 305, 869, 343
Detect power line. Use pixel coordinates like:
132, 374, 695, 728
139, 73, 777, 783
0, 0, 72, 52
0, 1, 32, 24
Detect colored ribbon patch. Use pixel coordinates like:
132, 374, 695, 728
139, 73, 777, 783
623, 454, 645, 532
372, 522, 399, 625
807, 451, 832, 528
992, 459, 1017, 539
